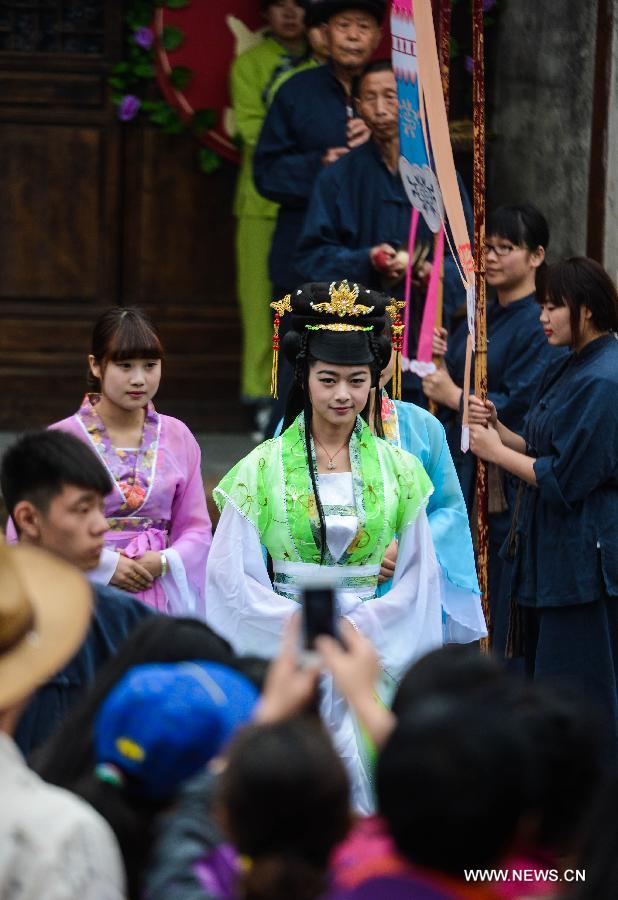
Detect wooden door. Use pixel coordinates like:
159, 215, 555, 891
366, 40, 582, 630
0, 2, 242, 431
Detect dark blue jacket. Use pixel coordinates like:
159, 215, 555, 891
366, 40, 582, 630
295, 138, 473, 327
443, 293, 565, 522
512, 334, 618, 607
16, 584, 154, 756
253, 62, 357, 291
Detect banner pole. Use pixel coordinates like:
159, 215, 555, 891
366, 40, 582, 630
472, 0, 490, 649
429, 0, 453, 417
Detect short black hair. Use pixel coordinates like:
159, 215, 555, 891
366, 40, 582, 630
543, 257, 618, 344
220, 718, 350, 897
377, 696, 530, 876
0, 430, 113, 522
353, 58, 393, 98
486, 203, 549, 252
88, 307, 164, 392
392, 643, 506, 717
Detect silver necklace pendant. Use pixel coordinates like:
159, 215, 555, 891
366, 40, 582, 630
327, 460, 336, 470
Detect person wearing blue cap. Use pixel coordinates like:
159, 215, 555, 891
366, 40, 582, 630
69, 661, 258, 899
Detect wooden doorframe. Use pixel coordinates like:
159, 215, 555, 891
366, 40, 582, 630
586, 0, 615, 263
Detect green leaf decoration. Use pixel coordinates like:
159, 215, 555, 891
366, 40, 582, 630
169, 65, 193, 90
114, 0, 224, 175
192, 108, 216, 135
199, 147, 222, 174
134, 61, 155, 78
162, 25, 185, 50
163, 117, 185, 135
128, 44, 149, 60
126, 5, 154, 28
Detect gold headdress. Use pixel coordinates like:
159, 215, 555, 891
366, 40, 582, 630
309, 280, 375, 324
386, 298, 406, 400
269, 293, 292, 398
269, 282, 389, 398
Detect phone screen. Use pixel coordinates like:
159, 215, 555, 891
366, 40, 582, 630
302, 587, 338, 649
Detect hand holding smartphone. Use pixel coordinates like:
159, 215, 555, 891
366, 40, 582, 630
302, 584, 343, 664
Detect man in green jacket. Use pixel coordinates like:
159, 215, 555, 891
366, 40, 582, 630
231, 0, 311, 430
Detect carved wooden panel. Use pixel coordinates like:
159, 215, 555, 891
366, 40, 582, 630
0, 2, 105, 55
121, 127, 242, 429
0, 1, 243, 431
0, 124, 103, 299
0, 1, 121, 427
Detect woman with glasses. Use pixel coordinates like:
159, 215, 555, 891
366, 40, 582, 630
421, 204, 564, 653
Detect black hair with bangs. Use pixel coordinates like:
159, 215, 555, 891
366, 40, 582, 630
542, 257, 618, 347
486, 204, 549, 252
88, 307, 164, 391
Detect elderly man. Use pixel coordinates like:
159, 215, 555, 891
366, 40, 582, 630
254, 0, 385, 301
295, 59, 472, 326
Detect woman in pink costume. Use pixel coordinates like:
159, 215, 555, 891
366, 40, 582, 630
9, 308, 212, 615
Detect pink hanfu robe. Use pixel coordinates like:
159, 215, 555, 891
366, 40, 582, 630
8, 394, 212, 616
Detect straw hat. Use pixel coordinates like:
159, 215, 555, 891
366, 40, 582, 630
0, 542, 92, 710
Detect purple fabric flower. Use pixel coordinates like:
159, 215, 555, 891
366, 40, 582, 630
483, 0, 497, 10
118, 94, 141, 122
464, 55, 474, 74
134, 26, 154, 50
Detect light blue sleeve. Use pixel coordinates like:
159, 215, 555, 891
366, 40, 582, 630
378, 402, 485, 644
395, 402, 478, 593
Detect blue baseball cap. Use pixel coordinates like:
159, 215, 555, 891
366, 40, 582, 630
94, 661, 258, 800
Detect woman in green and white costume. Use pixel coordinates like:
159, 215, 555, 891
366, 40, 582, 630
206, 281, 468, 812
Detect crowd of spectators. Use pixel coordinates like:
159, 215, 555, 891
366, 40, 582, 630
1, 2, 617, 898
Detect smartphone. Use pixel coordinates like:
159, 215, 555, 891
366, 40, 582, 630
302, 585, 340, 652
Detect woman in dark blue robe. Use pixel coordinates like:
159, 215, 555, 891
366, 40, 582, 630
421, 205, 564, 651
469, 257, 618, 751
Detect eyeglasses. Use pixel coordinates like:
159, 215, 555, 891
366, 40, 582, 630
484, 241, 518, 257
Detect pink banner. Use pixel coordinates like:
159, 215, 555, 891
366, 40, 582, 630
402, 207, 420, 360
416, 227, 445, 362
414, 0, 474, 292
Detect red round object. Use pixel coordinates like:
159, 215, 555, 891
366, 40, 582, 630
373, 248, 393, 271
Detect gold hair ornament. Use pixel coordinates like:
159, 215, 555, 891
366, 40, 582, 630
305, 324, 374, 332
310, 280, 374, 318
386, 298, 406, 400
270, 294, 292, 398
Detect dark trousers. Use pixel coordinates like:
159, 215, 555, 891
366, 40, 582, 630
522, 596, 618, 758
489, 545, 513, 660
